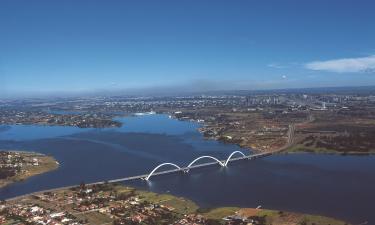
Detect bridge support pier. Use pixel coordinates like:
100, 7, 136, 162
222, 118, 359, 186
144, 151, 251, 181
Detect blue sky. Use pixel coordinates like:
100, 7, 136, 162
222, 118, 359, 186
1, 0, 375, 97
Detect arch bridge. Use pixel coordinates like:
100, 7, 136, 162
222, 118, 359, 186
224, 151, 247, 166
145, 163, 181, 181
186, 155, 224, 169
145, 150, 252, 180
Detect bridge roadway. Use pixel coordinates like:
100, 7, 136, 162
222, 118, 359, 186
6, 151, 276, 201
108, 151, 274, 183
6, 124, 295, 201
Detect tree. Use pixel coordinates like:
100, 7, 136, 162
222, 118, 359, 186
80, 181, 86, 190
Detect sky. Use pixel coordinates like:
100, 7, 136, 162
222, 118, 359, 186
1, 0, 375, 97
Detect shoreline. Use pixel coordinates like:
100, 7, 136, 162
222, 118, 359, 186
2, 183, 350, 225
285, 145, 375, 156
4, 112, 375, 156
0, 114, 369, 223
0, 150, 59, 189
182, 114, 375, 156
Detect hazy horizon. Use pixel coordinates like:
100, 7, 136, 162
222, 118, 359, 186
2, 83, 375, 100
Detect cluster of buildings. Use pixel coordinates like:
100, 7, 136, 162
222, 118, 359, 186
0, 109, 121, 128
0, 182, 259, 225
2, 91, 375, 130
0, 202, 81, 225
245, 96, 281, 106
0, 151, 40, 180
173, 214, 210, 224
0, 184, 206, 224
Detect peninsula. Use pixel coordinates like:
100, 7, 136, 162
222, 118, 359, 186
0, 151, 59, 188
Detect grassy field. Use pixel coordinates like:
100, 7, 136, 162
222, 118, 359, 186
21, 155, 59, 178
257, 209, 349, 225
201, 207, 239, 219
287, 144, 375, 155
75, 211, 114, 225
201, 207, 350, 225
95, 186, 351, 224
135, 189, 199, 215
287, 144, 341, 154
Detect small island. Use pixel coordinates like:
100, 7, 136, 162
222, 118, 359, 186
0, 150, 59, 188
0, 183, 349, 225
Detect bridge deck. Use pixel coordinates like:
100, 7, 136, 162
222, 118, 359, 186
6, 151, 278, 201
95, 152, 273, 183
6, 124, 294, 201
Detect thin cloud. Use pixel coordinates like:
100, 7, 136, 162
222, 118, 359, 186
305, 55, 375, 73
267, 62, 299, 69
267, 63, 286, 69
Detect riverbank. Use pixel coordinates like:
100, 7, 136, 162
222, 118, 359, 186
0, 183, 350, 225
0, 151, 59, 188
162, 106, 375, 156
201, 207, 349, 225
286, 144, 375, 155
0, 115, 373, 223
0, 109, 122, 128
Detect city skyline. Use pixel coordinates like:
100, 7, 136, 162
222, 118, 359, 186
1, 0, 375, 97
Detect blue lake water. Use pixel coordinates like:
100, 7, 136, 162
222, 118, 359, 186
0, 114, 374, 224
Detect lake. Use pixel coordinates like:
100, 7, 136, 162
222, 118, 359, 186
0, 114, 374, 224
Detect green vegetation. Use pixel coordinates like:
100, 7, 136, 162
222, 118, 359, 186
76, 185, 353, 224
298, 214, 350, 225
3, 219, 18, 225
135, 189, 199, 215
2, 183, 351, 225
197, 207, 350, 225
287, 144, 340, 154
201, 207, 239, 220
0, 151, 59, 188
24, 155, 59, 176
75, 211, 113, 225
287, 144, 375, 155
253, 209, 349, 225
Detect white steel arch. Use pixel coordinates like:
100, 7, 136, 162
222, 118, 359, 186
187, 156, 224, 168
145, 163, 182, 180
224, 151, 247, 166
